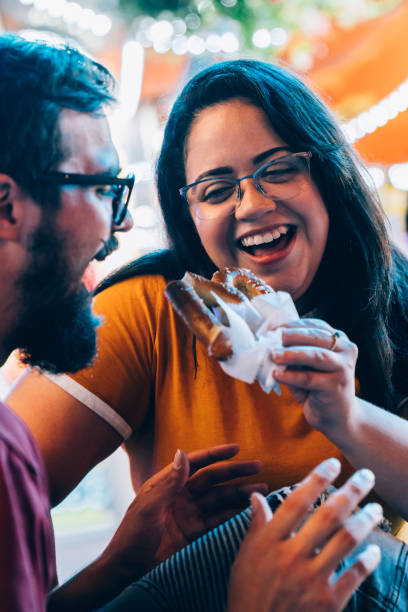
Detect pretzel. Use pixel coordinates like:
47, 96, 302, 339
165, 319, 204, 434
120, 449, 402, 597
165, 269, 273, 361
212, 267, 273, 300
165, 272, 245, 360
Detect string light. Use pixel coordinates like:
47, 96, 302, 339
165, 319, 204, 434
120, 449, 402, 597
252, 29, 271, 49
133, 15, 291, 56
342, 78, 408, 144
18, 0, 112, 37
388, 163, 408, 191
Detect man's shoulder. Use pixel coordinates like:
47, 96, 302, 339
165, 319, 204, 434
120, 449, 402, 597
0, 401, 44, 474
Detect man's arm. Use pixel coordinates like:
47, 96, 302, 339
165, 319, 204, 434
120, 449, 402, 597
47, 445, 267, 611
0, 410, 55, 612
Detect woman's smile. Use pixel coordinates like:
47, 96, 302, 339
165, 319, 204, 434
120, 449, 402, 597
236, 223, 297, 262
185, 98, 329, 300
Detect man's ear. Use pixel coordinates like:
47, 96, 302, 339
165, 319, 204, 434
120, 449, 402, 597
0, 174, 25, 241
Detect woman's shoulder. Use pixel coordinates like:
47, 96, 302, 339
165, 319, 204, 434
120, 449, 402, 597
93, 249, 185, 307
93, 273, 168, 319
95, 249, 185, 294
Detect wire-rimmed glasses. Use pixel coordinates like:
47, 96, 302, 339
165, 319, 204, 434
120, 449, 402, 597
179, 152, 312, 220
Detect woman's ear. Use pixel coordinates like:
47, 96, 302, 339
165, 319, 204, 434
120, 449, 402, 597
0, 174, 26, 241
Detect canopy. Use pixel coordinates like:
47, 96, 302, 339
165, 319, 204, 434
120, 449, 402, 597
308, 1, 408, 164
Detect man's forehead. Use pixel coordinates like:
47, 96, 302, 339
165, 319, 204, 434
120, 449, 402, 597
58, 108, 119, 174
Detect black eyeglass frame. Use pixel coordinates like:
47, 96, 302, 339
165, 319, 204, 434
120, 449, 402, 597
178, 151, 312, 204
39, 171, 135, 225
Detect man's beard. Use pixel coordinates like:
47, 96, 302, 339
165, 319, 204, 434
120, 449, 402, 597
9, 221, 101, 374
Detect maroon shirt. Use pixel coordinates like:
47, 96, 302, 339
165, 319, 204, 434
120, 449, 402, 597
0, 401, 56, 611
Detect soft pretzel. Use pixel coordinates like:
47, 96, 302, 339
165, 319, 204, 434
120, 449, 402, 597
165, 272, 246, 360
165, 269, 274, 361
212, 267, 273, 300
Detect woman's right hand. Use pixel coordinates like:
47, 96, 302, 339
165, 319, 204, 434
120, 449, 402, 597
227, 458, 382, 612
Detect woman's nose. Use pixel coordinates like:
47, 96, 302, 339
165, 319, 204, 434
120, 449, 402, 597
234, 178, 277, 221
112, 210, 134, 233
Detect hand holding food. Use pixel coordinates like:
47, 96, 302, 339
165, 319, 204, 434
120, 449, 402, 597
271, 318, 359, 435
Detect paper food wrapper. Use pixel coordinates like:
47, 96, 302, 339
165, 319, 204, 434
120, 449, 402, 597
212, 290, 299, 394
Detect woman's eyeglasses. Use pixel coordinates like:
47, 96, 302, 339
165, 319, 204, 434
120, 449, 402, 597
179, 152, 312, 220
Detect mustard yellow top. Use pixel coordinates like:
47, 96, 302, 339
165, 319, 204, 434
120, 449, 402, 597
68, 274, 355, 490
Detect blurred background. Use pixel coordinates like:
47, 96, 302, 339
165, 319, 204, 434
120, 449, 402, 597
1, 0, 408, 582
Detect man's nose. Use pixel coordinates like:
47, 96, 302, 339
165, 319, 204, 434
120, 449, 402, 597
234, 178, 277, 221
112, 210, 134, 233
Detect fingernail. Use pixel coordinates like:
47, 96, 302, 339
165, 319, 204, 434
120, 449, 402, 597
271, 349, 283, 359
173, 449, 183, 470
361, 502, 383, 522
346, 503, 383, 538
358, 544, 381, 572
349, 468, 375, 490
273, 366, 286, 377
250, 492, 261, 516
250, 492, 272, 520
314, 457, 341, 479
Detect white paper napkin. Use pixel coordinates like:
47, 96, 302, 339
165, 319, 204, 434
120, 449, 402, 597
211, 290, 299, 394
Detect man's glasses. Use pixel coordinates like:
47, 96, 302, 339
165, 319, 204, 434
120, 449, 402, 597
179, 152, 312, 220
39, 172, 135, 225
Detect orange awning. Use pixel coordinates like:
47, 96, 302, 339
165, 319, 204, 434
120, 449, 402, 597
307, 1, 408, 164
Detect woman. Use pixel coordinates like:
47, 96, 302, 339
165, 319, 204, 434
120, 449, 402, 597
7, 60, 408, 527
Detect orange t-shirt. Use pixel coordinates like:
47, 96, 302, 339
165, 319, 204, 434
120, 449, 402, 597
67, 274, 354, 490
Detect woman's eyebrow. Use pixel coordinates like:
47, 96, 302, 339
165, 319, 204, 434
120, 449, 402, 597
194, 166, 234, 182
252, 146, 289, 165
193, 146, 291, 183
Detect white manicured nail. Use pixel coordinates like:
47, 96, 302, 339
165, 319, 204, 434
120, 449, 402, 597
358, 544, 381, 572
349, 469, 375, 491
314, 457, 341, 479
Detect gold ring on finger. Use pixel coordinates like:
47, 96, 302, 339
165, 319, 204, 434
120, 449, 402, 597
330, 331, 341, 351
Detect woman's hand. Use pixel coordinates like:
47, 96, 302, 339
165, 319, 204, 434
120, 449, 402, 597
271, 319, 358, 434
227, 459, 382, 612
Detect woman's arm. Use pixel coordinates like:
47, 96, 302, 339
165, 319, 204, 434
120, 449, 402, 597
321, 396, 408, 518
272, 319, 408, 519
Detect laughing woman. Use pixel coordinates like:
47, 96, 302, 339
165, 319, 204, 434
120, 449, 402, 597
7, 60, 408, 530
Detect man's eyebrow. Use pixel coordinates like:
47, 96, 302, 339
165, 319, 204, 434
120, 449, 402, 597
192, 147, 290, 183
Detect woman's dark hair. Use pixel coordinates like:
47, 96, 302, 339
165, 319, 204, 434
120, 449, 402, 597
0, 33, 115, 207
97, 59, 408, 412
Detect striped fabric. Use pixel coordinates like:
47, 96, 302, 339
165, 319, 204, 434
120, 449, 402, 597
101, 485, 299, 611
100, 487, 408, 612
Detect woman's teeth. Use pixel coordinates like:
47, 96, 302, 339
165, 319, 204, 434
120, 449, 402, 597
241, 225, 289, 248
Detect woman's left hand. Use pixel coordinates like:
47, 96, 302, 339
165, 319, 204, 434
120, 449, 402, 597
271, 319, 358, 434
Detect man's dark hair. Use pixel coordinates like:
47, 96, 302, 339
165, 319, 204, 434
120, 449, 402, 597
0, 33, 115, 206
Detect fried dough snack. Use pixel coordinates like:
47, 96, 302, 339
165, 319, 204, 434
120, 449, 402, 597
165, 268, 271, 361
212, 267, 273, 300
